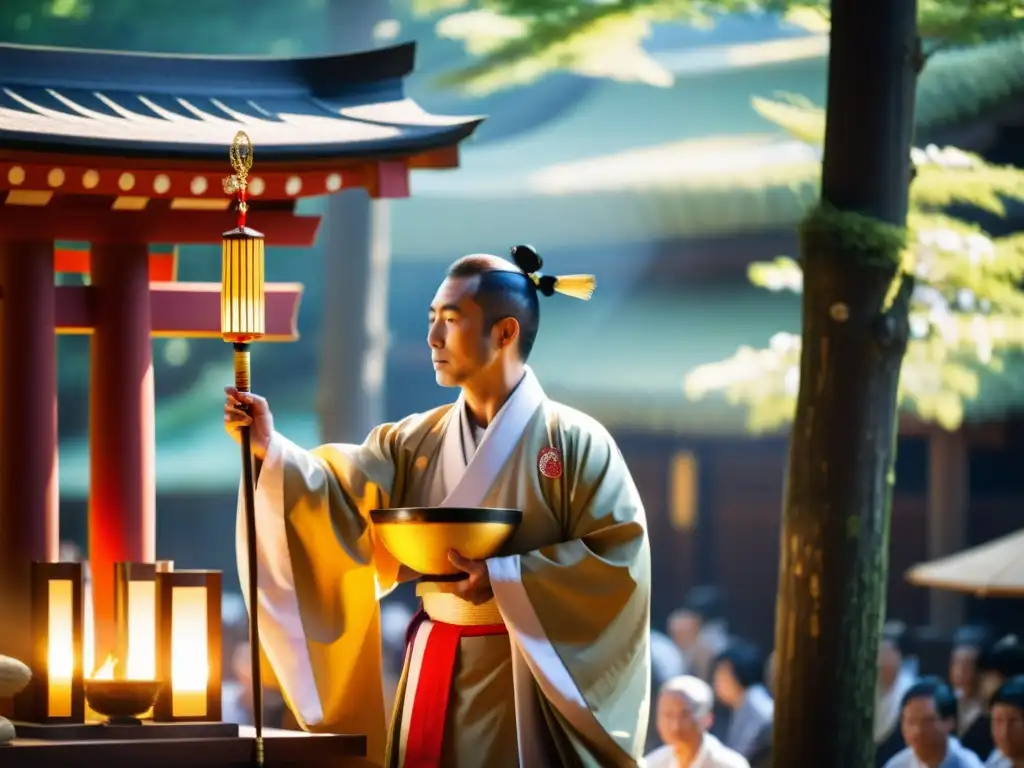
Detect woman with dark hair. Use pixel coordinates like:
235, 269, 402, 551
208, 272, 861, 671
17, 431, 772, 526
712, 641, 773, 763
953, 625, 996, 755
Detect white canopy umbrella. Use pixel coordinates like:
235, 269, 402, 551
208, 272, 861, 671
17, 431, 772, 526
906, 529, 1024, 597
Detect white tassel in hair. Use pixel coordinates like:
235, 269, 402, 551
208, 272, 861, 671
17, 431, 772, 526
552, 274, 597, 301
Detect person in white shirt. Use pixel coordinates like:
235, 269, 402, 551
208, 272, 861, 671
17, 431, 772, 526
648, 628, 687, 752
645, 675, 750, 768
883, 677, 984, 768
987, 676, 1024, 768
878, 623, 919, 764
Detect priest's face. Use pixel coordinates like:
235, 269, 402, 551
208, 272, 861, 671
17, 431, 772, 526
428, 275, 503, 387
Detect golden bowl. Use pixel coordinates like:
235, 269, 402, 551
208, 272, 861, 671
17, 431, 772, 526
85, 679, 162, 721
370, 507, 522, 577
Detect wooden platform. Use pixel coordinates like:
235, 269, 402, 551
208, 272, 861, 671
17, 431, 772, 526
13, 719, 239, 740
2, 725, 370, 767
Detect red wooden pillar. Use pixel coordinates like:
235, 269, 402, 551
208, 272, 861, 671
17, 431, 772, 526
88, 242, 156, 665
0, 240, 60, 664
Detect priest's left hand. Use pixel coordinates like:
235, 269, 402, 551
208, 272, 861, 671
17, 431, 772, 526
447, 550, 493, 605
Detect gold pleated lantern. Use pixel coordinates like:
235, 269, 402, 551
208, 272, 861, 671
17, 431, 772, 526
221, 232, 266, 342
220, 129, 268, 766
221, 131, 266, 394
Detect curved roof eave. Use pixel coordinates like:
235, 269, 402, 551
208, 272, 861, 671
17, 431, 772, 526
0, 120, 484, 164
0, 42, 484, 165
0, 41, 417, 97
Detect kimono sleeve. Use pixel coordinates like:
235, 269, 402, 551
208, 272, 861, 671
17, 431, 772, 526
487, 421, 652, 767
236, 426, 403, 765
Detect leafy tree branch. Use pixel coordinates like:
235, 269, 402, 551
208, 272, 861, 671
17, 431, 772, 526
684, 124, 1024, 432
419, 0, 1024, 94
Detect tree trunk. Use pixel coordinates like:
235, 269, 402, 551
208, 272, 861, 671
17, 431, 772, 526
317, 0, 392, 443
771, 0, 919, 765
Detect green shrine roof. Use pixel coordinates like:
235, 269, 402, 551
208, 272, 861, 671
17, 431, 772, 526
529, 291, 1024, 436
392, 35, 1024, 255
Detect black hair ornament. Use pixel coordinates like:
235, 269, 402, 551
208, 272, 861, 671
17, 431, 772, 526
510, 244, 596, 300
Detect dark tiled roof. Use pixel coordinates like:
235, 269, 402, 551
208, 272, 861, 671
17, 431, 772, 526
0, 42, 482, 162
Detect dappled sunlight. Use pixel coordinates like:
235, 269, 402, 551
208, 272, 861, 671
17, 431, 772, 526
683, 323, 1023, 433
419, 0, 1024, 97
684, 333, 801, 434
655, 34, 828, 75
751, 94, 824, 146
435, 9, 528, 56
529, 135, 819, 194
435, 8, 672, 94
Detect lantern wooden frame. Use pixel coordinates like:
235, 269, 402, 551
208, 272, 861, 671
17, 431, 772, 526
13, 561, 85, 724
152, 570, 223, 722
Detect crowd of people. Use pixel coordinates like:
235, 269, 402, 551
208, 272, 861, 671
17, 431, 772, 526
219, 581, 1024, 767
647, 587, 1024, 768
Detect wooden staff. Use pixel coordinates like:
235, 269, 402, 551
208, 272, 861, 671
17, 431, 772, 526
221, 130, 266, 767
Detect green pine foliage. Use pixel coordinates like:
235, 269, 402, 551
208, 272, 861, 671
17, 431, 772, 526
684, 103, 1024, 432
0, 0, 326, 53
415, 0, 1024, 94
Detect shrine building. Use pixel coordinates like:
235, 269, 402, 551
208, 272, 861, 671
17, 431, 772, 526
0, 40, 481, 666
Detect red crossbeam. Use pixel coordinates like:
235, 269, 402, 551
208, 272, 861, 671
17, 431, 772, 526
0, 208, 320, 246
52, 283, 303, 341
55, 248, 178, 282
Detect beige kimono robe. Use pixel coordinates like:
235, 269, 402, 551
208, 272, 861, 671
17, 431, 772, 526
237, 368, 651, 767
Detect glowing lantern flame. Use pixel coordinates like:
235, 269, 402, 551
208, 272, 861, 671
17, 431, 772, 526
171, 586, 210, 717
126, 579, 156, 680
90, 655, 117, 681
46, 579, 74, 717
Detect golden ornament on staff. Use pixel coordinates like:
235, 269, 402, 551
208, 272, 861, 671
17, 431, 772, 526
220, 129, 266, 768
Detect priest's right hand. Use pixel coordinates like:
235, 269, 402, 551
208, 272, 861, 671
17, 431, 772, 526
224, 387, 274, 461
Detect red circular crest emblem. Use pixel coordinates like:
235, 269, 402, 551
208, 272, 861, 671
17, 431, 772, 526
537, 446, 563, 479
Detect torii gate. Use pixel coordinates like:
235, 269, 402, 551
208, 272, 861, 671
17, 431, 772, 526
0, 41, 481, 667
